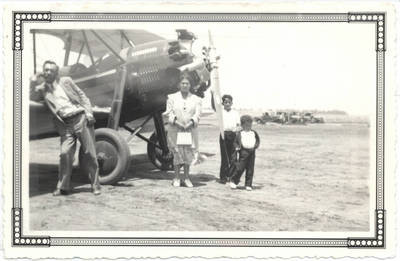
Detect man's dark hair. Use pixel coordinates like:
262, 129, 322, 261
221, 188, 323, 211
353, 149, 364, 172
240, 114, 253, 125
42, 60, 59, 72
222, 94, 233, 103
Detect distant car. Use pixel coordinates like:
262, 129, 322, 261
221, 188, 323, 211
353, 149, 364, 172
311, 116, 324, 123
254, 112, 272, 124
255, 112, 287, 124
255, 111, 324, 125
287, 112, 306, 125
302, 112, 324, 124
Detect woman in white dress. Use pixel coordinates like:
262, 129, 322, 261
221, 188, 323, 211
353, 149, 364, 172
166, 74, 202, 187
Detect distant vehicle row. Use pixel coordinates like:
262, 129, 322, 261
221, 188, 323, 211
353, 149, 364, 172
254, 111, 324, 125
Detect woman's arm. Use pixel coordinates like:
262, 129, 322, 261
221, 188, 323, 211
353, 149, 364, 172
190, 96, 202, 127
166, 95, 177, 125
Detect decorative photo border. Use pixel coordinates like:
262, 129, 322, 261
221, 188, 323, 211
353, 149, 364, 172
11, 12, 385, 248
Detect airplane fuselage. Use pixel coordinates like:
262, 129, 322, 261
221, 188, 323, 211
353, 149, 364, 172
30, 38, 210, 139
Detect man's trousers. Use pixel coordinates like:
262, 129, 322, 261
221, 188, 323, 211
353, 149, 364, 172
57, 113, 100, 191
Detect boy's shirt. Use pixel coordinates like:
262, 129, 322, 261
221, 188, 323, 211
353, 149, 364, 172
222, 109, 240, 131
234, 130, 260, 151
241, 130, 257, 149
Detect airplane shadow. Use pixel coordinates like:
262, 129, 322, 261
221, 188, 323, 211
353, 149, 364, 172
30, 153, 217, 197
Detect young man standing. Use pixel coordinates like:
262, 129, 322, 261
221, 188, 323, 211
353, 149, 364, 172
30, 60, 101, 196
218, 94, 241, 184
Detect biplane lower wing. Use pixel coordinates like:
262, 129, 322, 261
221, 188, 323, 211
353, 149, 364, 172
29, 101, 111, 140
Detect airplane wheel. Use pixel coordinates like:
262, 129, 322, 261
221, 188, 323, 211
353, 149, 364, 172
79, 128, 130, 185
147, 132, 174, 171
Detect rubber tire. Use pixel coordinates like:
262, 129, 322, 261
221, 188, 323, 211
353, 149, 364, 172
79, 128, 130, 185
147, 131, 174, 171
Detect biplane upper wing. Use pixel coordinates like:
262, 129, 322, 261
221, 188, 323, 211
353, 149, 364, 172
30, 29, 165, 58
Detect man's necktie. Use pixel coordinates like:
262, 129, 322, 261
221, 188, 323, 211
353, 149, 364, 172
45, 83, 53, 92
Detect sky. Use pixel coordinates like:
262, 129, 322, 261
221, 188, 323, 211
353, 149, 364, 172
31, 22, 376, 116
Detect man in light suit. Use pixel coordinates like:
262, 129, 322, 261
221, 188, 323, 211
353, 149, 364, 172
30, 60, 101, 196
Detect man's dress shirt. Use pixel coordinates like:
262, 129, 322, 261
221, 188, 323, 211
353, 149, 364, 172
44, 83, 84, 119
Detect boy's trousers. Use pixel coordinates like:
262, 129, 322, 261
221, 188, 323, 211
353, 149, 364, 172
219, 131, 236, 182
231, 148, 255, 187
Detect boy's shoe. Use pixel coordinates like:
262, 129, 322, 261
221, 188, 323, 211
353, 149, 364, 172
245, 186, 253, 191
172, 179, 180, 187
229, 182, 237, 189
217, 179, 227, 184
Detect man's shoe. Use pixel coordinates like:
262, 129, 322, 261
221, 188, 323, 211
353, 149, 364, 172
53, 189, 69, 196
246, 186, 253, 191
183, 179, 193, 188
229, 182, 237, 189
92, 188, 101, 196
172, 179, 180, 187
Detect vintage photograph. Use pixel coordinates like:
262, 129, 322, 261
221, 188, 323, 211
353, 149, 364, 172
2, 2, 398, 258
28, 22, 373, 232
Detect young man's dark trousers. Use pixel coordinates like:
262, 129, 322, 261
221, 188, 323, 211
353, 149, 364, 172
231, 148, 255, 187
219, 131, 236, 183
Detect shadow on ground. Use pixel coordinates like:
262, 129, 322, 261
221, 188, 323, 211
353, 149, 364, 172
30, 153, 217, 197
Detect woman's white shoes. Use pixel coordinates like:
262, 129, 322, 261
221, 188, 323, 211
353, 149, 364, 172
172, 179, 180, 187
172, 179, 193, 188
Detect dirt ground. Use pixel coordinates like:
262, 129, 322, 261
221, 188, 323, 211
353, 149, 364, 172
29, 115, 370, 231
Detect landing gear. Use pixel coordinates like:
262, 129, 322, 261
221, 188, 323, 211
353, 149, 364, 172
82, 65, 172, 184
148, 111, 173, 170
79, 128, 130, 185
147, 131, 173, 170
80, 65, 131, 185
123, 111, 174, 171
80, 111, 173, 184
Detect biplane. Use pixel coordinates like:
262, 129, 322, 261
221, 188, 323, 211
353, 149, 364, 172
29, 29, 212, 184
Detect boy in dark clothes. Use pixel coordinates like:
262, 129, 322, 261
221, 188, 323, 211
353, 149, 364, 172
230, 115, 260, 191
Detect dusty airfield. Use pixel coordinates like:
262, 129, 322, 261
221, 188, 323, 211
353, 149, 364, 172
29, 115, 370, 231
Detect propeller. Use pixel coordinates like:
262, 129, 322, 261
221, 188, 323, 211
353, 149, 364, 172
207, 30, 224, 139
202, 45, 220, 72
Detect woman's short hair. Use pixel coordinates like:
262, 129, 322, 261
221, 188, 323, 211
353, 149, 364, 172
222, 94, 233, 103
240, 115, 253, 125
179, 71, 193, 85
